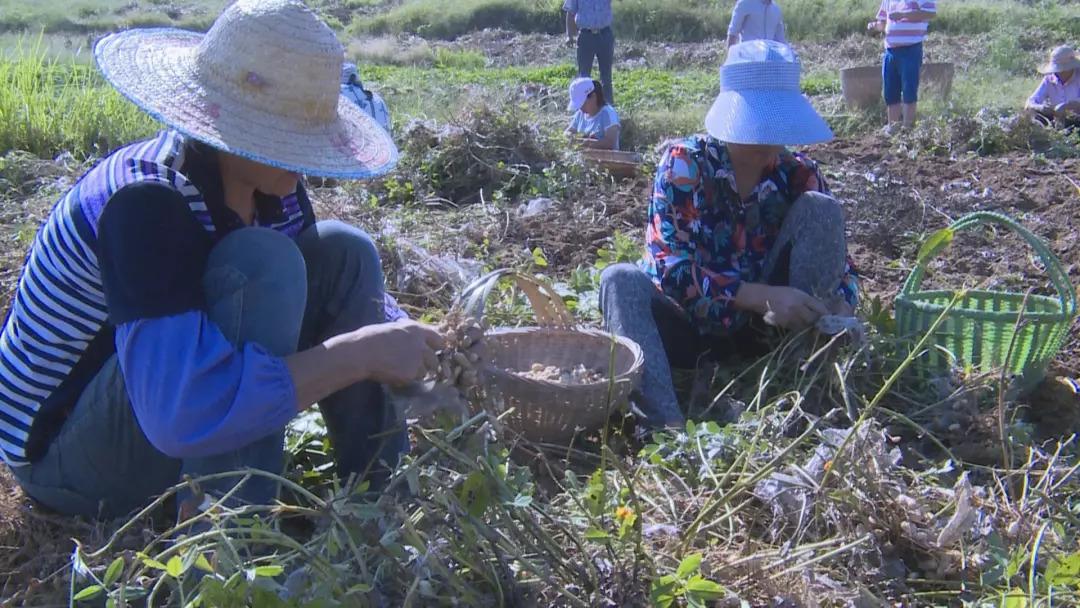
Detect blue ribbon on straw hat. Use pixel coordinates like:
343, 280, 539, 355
705, 40, 833, 146
93, 0, 397, 180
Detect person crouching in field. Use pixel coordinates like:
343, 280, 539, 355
1025, 45, 1080, 130
0, 0, 444, 520
565, 77, 621, 151
869, 0, 937, 133
598, 41, 859, 429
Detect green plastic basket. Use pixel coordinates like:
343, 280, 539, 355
894, 212, 1077, 394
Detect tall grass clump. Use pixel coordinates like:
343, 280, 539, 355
0, 41, 156, 159
0, 0, 221, 35
609, 0, 728, 42
357, 0, 564, 39
357, 0, 730, 41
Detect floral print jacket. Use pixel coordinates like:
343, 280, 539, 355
640, 136, 859, 336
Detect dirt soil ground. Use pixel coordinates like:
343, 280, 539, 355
1, 134, 1079, 603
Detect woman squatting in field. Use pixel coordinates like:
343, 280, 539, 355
599, 41, 860, 430
0, 0, 444, 520
1025, 45, 1080, 130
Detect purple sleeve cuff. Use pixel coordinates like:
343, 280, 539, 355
384, 292, 408, 321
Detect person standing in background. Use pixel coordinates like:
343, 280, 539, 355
727, 0, 787, 48
869, 0, 937, 133
564, 0, 615, 105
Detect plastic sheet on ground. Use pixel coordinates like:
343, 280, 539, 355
754, 426, 901, 530
387, 231, 483, 305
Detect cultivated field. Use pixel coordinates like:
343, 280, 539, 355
3, 0, 1080, 606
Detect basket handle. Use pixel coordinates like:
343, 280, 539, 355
456, 269, 576, 329
901, 211, 1077, 317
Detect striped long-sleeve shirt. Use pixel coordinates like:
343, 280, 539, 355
0, 131, 315, 466
877, 0, 936, 48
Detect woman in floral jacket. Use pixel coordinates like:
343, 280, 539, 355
600, 40, 858, 429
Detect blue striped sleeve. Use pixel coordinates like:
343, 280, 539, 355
115, 312, 297, 459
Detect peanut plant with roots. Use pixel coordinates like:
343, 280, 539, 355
60, 314, 1080, 607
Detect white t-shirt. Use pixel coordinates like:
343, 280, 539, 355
569, 105, 620, 150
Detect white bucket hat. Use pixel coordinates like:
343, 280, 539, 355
1039, 45, 1080, 75
94, 0, 397, 179
567, 77, 596, 112
705, 40, 833, 146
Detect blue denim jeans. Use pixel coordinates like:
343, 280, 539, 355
882, 42, 923, 105
577, 26, 615, 105
12, 220, 406, 519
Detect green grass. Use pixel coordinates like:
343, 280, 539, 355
0, 0, 225, 34
2, 0, 1079, 46
356, 0, 564, 39
0, 40, 1048, 161
0, 39, 156, 158
365, 63, 720, 111
353, 0, 1080, 42
360, 63, 724, 149
0, 38, 723, 157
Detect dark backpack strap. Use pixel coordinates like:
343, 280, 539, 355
346, 83, 366, 107
347, 78, 376, 105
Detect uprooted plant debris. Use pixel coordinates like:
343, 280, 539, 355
384, 98, 564, 206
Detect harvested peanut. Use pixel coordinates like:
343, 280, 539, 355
432, 311, 486, 402
512, 363, 606, 385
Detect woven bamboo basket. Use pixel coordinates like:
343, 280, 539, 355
581, 149, 643, 179
840, 62, 954, 110
894, 212, 1077, 394
457, 269, 644, 443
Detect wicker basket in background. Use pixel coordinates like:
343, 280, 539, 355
894, 212, 1077, 394
581, 149, 643, 179
840, 62, 954, 110
458, 270, 644, 443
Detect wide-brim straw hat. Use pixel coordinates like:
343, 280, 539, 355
1038, 45, 1080, 75
705, 40, 833, 146
94, 0, 397, 179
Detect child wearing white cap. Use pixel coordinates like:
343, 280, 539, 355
564, 77, 621, 150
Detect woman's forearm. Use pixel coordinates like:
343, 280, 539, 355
734, 282, 772, 314
285, 332, 369, 412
